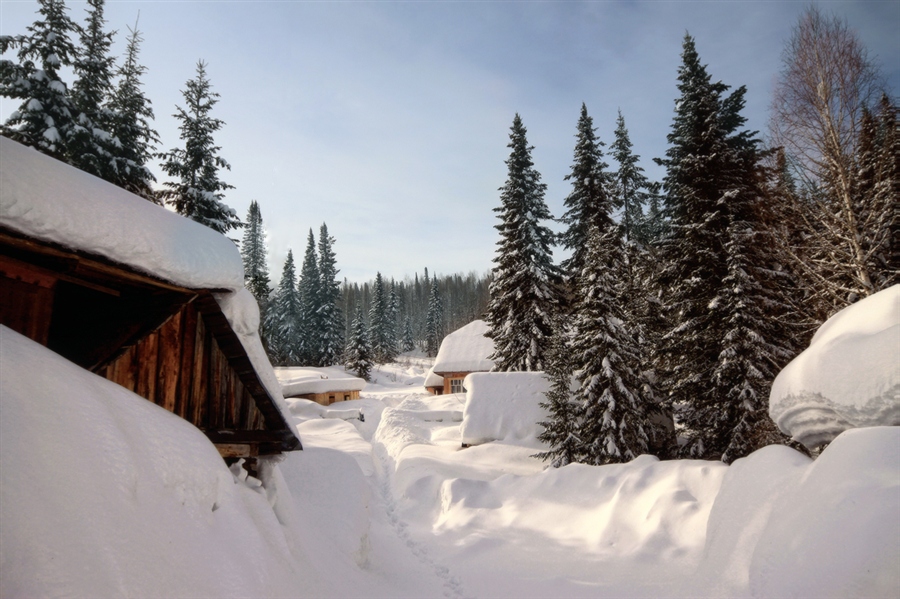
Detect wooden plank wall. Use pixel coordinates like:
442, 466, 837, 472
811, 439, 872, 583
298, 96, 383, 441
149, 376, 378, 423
102, 301, 266, 432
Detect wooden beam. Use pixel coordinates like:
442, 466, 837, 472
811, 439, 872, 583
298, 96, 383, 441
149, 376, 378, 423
215, 443, 257, 459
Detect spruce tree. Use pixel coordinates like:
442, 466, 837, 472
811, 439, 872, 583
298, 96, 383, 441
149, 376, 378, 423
367, 272, 395, 363
425, 279, 443, 357
69, 0, 117, 180
317, 223, 344, 367
158, 61, 241, 234
485, 114, 560, 371
534, 321, 582, 467
345, 304, 373, 381
558, 104, 612, 287
611, 110, 655, 245
264, 250, 301, 366
240, 202, 271, 350
1, 0, 78, 160
107, 22, 158, 202
572, 227, 650, 465
297, 229, 322, 365
401, 316, 415, 353
657, 34, 794, 461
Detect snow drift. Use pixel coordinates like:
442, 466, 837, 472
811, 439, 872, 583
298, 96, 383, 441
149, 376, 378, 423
770, 285, 900, 448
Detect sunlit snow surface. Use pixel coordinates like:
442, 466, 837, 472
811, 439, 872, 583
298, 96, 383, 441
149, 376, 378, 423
770, 285, 900, 449
2, 334, 898, 597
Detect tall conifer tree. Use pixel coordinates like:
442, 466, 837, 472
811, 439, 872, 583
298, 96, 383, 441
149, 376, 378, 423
611, 110, 655, 245
159, 61, 241, 234
425, 279, 443, 357
265, 250, 301, 366
317, 223, 344, 366
1, 0, 78, 160
485, 114, 560, 371
297, 229, 322, 365
345, 303, 373, 381
107, 22, 159, 202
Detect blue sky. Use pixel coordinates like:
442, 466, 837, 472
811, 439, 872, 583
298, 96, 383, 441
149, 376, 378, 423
1, 0, 898, 283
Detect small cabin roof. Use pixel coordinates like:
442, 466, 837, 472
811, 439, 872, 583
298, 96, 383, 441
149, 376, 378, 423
0, 137, 244, 291
432, 320, 495, 375
424, 368, 444, 388
274, 367, 367, 397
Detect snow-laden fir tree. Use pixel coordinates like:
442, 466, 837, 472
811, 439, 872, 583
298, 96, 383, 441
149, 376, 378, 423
297, 229, 322, 365
106, 22, 159, 202
387, 279, 400, 356
264, 250, 301, 366
611, 110, 656, 245
241, 201, 271, 304
317, 223, 344, 367
368, 272, 395, 364
1, 0, 78, 160
572, 225, 650, 465
345, 303, 373, 381
425, 279, 443, 357
534, 320, 582, 467
401, 316, 415, 353
485, 114, 560, 371
558, 104, 612, 289
656, 34, 795, 461
158, 61, 241, 234
68, 0, 117, 180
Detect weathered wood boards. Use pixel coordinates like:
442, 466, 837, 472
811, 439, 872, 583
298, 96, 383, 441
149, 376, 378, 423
1, 228, 300, 459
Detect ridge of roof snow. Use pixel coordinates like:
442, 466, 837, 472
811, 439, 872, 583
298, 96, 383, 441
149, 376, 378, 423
0, 137, 244, 291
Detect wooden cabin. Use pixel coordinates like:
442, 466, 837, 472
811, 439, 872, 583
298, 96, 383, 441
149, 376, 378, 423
0, 138, 299, 466
275, 367, 366, 406
431, 320, 495, 395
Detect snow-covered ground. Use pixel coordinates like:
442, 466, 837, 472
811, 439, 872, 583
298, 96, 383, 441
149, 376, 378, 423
2, 334, 898, 598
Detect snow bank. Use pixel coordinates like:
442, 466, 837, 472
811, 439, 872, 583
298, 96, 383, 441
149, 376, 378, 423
0, 326, 328, 598
432, 320, 494, 374
770, 285, 900, 448
748, 427, 900, 598
0, 137, 244, 291
460, 372, 550, 448
275, 366, 367, 397
424, 367, 443, 388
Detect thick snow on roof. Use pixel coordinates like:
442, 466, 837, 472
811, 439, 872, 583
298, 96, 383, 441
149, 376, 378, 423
424, 368, 443, 388
460, 371, 550, 448
770, 285, 900, 449
213, 290, 295, 429
275, 366, 366, 397
432, 319, 495, 374
0, 137, 244, 291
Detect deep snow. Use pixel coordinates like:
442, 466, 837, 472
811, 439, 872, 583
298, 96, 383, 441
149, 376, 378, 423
2, 335, 898, 598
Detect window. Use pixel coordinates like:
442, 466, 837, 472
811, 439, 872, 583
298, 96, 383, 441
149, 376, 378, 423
344, 394, 350, 401
450, 378, 465, 394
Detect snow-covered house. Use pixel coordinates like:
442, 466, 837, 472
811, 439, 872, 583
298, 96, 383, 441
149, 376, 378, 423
430, 319, 495, 395
275, 367, 366, 406
0, 137, 300, 462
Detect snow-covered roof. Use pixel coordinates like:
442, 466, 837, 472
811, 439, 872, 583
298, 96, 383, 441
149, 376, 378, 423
0, 137, 244, 291
424, 368, 443, 388
460, 371, 550, 447
432, 320, 495, 375
769, 284, 900, 449
275, 366, 367, 397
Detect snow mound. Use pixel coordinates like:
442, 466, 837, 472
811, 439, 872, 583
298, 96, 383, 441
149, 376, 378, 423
748, 427, 900, 598
770, 285, 900, 448
0, 325, 327, 598
461, 372, 550, 448
0, 136, 244, 291
432, 319, 494, 374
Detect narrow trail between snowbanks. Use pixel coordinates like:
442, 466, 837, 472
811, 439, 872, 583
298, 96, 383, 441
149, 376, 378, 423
363, 389, 471, 599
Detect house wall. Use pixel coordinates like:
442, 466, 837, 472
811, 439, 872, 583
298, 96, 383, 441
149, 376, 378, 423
437, 371, 473, 395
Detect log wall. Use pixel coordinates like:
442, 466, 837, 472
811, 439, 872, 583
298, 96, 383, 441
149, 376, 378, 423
102, 301, 266, 433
